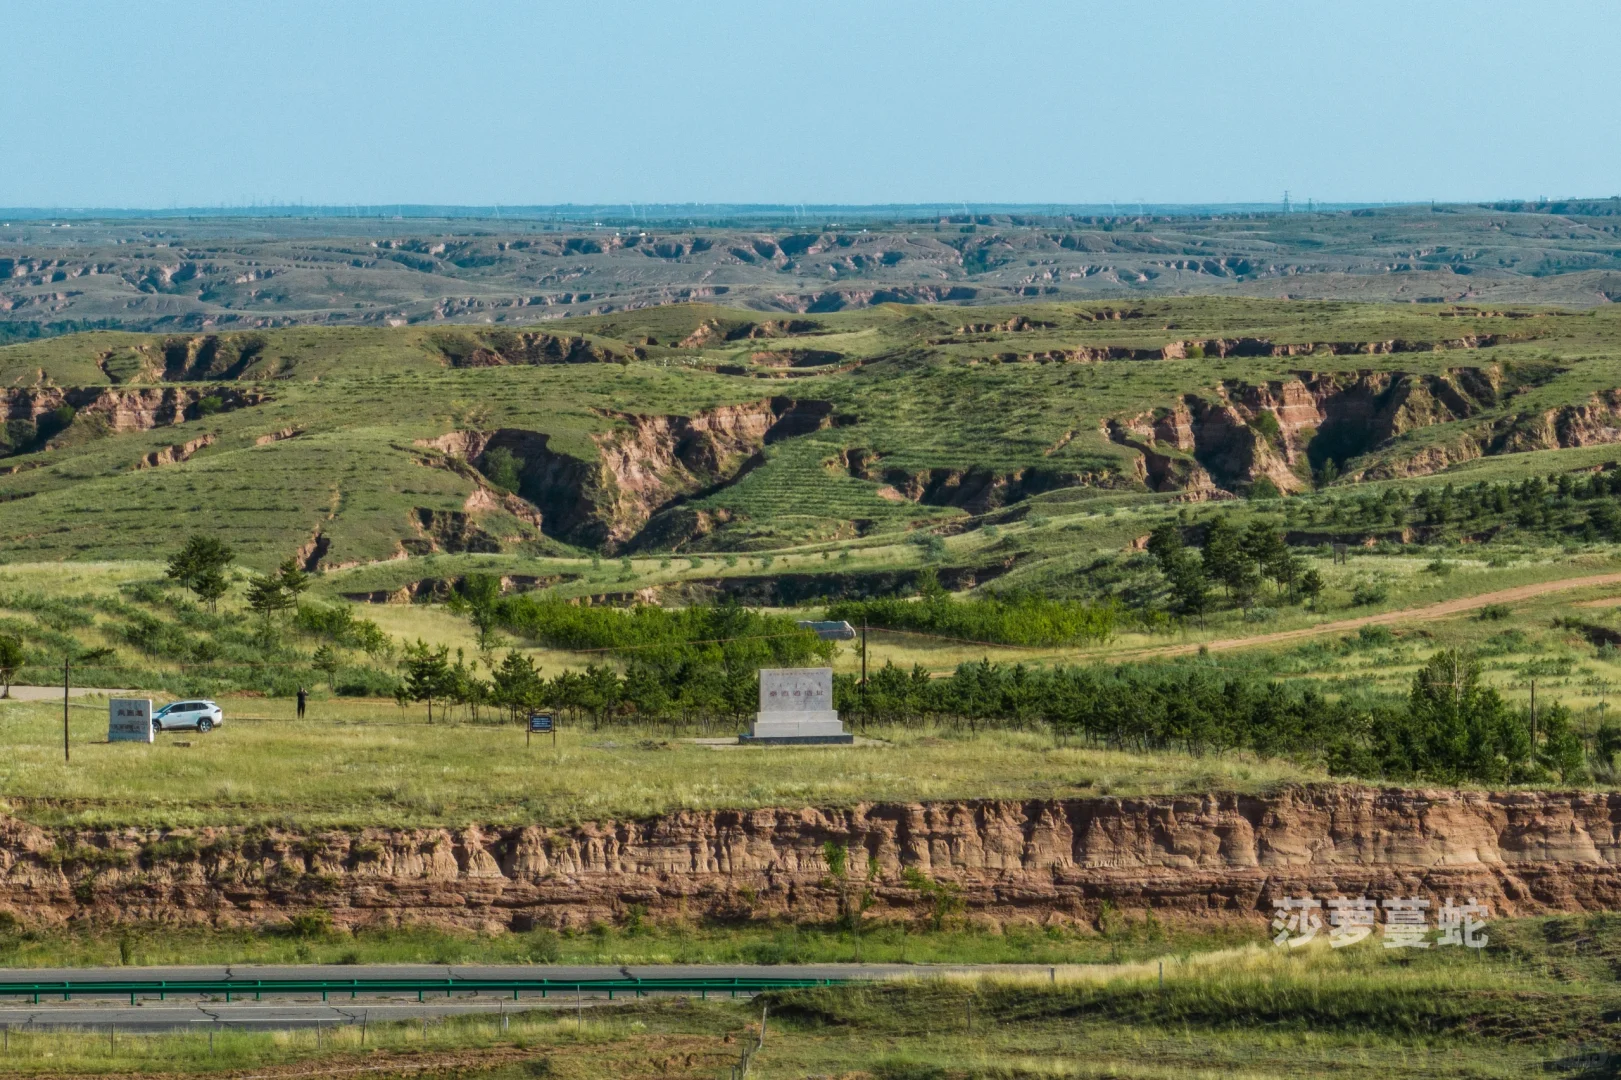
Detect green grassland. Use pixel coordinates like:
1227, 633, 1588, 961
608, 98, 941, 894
0, 697, 1312, 829
0, 915, 1614, 1079
3, 534, 1620, 840
5, 569, 1621, 833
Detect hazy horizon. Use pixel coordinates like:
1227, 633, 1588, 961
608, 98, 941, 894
0, 199, 1598, 226
0, 199, 1416, 218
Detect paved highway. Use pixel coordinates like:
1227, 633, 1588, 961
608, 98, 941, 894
0, 964, 1034, 1030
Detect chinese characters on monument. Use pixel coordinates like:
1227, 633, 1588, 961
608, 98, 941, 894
107, 698, 154, 744
762, 669, 832, 712
1271, 896, 1490, 948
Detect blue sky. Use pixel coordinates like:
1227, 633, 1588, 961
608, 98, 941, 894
6, 0, 1617, 208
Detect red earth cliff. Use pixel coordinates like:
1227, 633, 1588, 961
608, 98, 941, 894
2, 785, 1619, 933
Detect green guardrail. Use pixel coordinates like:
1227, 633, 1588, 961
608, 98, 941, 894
0, 977, 842, 1005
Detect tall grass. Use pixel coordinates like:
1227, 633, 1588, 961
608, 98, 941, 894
0, 918, 1259, 971
0, 699, 1319, 828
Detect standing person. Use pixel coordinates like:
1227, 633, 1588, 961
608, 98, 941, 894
296, 685, 308, 720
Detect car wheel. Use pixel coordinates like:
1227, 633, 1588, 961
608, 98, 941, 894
197, 718, 213, 733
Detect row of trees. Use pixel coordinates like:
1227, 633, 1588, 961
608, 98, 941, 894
453, 579, 835, 669
1289, 473, 1621, 540
836, 650, 1605, 783
1145, 519, 1324, 620
827, 572, 1117, 647
397, 642, 779, 730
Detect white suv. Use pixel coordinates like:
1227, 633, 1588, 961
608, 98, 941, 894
154, 700, 224, 733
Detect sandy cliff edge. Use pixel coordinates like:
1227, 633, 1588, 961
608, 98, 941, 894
2, 785, 1618, 932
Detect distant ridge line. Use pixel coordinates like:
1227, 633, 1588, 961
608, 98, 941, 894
0, 201, 1406, 225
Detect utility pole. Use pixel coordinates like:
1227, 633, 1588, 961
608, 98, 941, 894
1530, 678, 1538, 753
860, 620, 868, 727
62, 656, 70, 763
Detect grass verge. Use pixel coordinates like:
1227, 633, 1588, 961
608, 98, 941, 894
0, 915, 1613, 1078
0, 918, 1258, 970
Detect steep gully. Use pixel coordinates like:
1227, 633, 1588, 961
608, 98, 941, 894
1106, 367, 1621, 498
3, 787, 1620, 933
415, 397, 1098, 556
836, 449, 1109, 516
415, 397, 846, 553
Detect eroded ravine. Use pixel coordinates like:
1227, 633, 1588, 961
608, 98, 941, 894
414, 397, 844, 551
1104, 366, 1621, 495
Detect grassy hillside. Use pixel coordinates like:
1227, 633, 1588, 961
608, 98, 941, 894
7, 297, 1621, 570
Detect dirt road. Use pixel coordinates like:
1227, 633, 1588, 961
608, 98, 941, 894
1124, 570, 1621, 659
0, 686, 135, 703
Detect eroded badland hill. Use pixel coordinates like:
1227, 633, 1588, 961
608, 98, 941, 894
6, 201, 1621, 338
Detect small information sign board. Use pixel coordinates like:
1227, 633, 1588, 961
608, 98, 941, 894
528, 712, 555, 747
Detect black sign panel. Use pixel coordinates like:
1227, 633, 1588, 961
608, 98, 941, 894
528, 713, 554, 733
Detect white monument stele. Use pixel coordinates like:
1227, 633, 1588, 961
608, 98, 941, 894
743, 667, 852, 745
108, 698, 154, 743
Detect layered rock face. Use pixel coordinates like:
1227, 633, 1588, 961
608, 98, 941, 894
1106, 369, 1501, 494
1106, 367, 1621, 492
438, 331, 629, 367
1, 386, 263, 433
3, 786, 1620, 933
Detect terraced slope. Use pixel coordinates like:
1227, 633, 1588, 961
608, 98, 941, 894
6, 298, 1621, 566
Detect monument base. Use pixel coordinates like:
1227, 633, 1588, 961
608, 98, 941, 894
738, 732, 855, 746
744, 708, 850, 745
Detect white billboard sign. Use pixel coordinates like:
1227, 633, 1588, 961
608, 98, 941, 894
108, 698, 154, 743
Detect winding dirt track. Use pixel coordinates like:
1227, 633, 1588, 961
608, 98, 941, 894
1122, 571, 1621, 659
